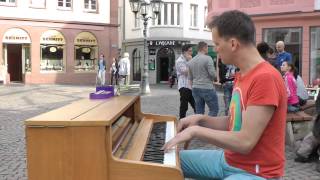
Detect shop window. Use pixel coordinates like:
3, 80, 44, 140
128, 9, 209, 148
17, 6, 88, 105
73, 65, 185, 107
263, 27, 302, 73
132, 48, 141, 81
40, 30, 66, 72
84, 0, 97, 12
40, 45, 64, 71
58, 0, 72, 9
310, 27, 320, 83
74, 32, 98, 72
75, 46, 98, 71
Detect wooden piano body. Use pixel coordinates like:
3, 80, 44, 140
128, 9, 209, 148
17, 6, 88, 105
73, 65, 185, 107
25, 96, 183, 180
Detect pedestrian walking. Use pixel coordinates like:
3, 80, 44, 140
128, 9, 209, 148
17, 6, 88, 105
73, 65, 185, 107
188, 41, 219, 116
118, 52, 131, 86
97, 54, 106, 86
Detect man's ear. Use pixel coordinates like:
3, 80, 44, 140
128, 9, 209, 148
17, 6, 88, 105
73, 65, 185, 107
230, 38, 240, 52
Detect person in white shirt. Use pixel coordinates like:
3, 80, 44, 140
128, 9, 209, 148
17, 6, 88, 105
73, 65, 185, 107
97, 54, 106, 86
118, 52, 131, 85
175, 44, 196, 119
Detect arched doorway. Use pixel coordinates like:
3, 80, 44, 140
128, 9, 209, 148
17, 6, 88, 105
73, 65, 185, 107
156, 47, 175, 83
2, 28, 31, 82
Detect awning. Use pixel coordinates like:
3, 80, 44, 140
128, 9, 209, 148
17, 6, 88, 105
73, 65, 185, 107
2, 28, 31, 44
40, 30, 66, 44
74, 32, 98, 46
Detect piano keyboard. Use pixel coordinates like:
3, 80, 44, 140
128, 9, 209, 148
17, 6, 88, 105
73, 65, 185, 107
142, 121, 176, 166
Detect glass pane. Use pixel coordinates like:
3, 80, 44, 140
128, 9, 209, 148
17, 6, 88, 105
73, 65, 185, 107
0, 0, 6, 2
171, 3, 174, 25
75, 46, 97, 71
164, 3, 167, 25
310, 27, 320, 83
66, 2, 71, 7
177, 4, 180, 25
58, 2, 63, 6
24, 46, 31, 72
9, 0, 15, 3
41, 45, 64, 71
263, 27, 302, 73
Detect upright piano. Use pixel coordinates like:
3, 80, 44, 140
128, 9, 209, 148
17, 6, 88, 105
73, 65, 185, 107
25, 96, 183, 180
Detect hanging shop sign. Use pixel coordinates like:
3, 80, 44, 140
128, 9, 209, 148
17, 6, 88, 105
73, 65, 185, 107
40, 30, 66, 44
2, 28, 31, 44
74, 32, 97, 46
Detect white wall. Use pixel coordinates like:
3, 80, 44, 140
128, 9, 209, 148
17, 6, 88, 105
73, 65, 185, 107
124, 0, 212, 42
0, 0, 110, 24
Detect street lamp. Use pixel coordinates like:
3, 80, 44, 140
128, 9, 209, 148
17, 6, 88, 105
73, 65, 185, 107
129, 0, 163, 94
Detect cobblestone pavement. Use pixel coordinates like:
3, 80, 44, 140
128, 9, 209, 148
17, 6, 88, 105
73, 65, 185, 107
0, 83, 319, 180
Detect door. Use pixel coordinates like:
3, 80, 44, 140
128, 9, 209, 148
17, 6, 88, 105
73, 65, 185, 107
160, 57, 169, 82
7, 44, 22, 82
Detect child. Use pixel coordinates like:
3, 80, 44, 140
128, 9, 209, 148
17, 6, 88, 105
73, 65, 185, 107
280, 61, 299, 112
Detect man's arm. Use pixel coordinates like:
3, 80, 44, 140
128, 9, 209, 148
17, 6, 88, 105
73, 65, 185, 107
164, 105, 275, 154
207, 57, 215, 81
176, 60, 188, 75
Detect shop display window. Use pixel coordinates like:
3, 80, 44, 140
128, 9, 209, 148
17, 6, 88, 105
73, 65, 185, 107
40, 44, 64, 71
310, 27, 320, 84
75, 46, 97, 71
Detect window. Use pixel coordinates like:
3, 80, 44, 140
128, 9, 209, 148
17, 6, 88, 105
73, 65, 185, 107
0, 0, 15, 6
204, 6, 208, 29
152, 2, 181, 26
40, 30, 66, 72
263, 27, 302, 73
74, 32, 98, 72
190, 4, 198, 27
132, 49, 141, 81
310, 27, 320, 83
30, 0, 45, 8
58, 0, 72, 9
84, 0, 97, 12
134, 13, 140, 28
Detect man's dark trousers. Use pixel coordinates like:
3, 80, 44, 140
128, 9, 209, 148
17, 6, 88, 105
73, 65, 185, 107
179, 87, 196, 119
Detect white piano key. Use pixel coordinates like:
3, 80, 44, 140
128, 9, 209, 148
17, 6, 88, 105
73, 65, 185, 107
163, 121, 176, 166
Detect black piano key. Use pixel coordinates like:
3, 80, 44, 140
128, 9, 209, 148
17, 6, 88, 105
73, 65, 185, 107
142, 122, 167, 164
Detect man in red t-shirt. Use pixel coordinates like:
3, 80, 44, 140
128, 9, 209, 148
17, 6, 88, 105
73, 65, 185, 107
163, 10, 287, 179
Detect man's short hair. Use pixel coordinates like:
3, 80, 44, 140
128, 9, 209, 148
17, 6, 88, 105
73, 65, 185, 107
198, 41, 208, 51
182, 44, 193, 53
208, 10, 255, 45
257, 42, 270, 56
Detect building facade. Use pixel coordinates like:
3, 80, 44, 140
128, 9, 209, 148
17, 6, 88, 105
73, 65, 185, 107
0, 0, 119, 84
208, 0, 320, 85
121, 0, 214, 84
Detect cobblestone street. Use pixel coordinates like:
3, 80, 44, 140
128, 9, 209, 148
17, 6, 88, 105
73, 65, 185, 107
0, 84, 319, 180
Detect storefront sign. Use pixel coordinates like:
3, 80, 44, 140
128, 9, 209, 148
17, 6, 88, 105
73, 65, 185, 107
149, 40, 176, 46
74, 32, 97, 46
2, 28, 31, 44
40, 30, 66, 44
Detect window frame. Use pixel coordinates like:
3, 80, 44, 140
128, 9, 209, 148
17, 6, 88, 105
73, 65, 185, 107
190, 4, 198, 28
0, 0, 16, 7
57, 0, 72, 11
309, 26, 320, 84
84, 0, 98, 13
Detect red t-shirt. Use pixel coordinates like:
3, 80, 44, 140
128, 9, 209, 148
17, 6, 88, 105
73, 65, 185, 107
224, 61, 287, 178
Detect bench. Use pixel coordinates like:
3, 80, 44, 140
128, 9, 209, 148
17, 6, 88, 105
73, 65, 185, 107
285, 100, 316, 147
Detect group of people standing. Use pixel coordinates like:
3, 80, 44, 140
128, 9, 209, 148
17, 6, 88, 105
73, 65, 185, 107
175, 42, 219, 120
96, 52, 131, 87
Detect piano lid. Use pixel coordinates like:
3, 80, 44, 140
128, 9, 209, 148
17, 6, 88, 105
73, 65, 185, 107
25, 96, 139, 127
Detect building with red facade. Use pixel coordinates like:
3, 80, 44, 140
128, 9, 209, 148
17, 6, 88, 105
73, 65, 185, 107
208, 0, 320, 84
0, 0, 118, 85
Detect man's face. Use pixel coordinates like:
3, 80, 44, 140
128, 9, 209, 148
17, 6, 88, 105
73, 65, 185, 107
212, 28, 232, 64
276, 43, 284, 53
183, 47, 193, 59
